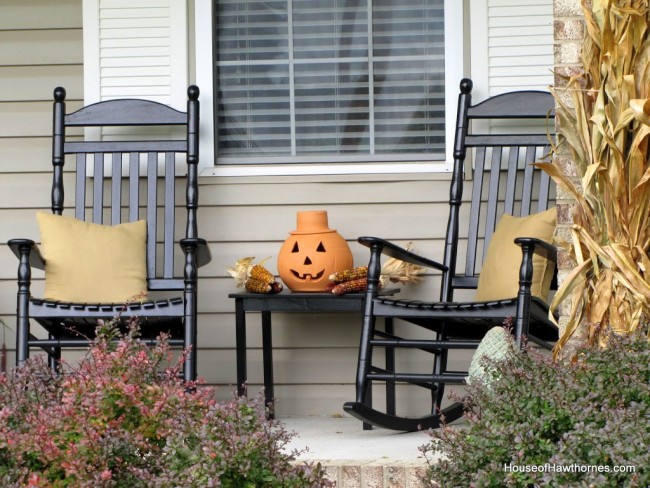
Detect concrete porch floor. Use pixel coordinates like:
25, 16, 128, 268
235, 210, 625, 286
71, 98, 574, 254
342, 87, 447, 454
280, 415, 453, 487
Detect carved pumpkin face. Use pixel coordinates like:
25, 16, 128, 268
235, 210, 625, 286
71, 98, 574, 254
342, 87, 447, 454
277, 211, 353, 292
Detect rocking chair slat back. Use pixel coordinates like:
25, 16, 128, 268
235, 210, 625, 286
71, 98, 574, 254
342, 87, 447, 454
55, 93, 199, 291
9, 85, 207, 383
447, 87, 555, 296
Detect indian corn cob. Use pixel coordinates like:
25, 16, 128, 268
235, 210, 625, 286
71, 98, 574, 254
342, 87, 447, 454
245, 278, 272, 294
244, 278, 283, 294
248, 263, 275, 284
331, 277, 369, 295
329, 266, 368, 283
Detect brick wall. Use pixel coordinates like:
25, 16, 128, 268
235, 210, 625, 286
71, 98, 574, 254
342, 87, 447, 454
553, 0, 584, 334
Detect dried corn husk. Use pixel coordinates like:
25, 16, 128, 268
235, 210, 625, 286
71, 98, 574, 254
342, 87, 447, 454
538, 0, 650, 355
226, 257, 257, 287
379, 242, 426, 288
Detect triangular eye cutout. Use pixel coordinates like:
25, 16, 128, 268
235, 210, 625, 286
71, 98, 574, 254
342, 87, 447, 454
292, 242, 300, 253
316, 242, 326, 252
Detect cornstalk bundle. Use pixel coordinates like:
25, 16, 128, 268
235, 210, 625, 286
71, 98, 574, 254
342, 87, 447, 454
538, 0, 650, 354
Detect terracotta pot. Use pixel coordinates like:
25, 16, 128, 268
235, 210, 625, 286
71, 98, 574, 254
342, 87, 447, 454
277, 211, 353, 292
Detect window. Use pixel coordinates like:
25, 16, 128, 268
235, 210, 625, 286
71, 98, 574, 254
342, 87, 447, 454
82, 1, 554, 176
213, 0, 462, 168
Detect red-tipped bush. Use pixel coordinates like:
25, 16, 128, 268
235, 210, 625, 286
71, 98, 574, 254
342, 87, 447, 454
0, 318, 332, 487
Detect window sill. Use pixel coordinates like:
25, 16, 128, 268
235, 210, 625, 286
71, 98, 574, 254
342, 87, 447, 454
197, 167, 453, 186
199, 161, 452, 178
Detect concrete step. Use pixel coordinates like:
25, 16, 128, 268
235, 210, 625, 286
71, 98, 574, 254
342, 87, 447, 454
281, 415, 442, 487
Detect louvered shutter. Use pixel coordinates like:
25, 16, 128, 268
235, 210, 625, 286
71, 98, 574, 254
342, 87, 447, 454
487, 0, 554, 95
83, 0, 187, 108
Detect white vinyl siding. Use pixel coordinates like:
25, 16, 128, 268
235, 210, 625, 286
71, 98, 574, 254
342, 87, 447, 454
0, 0, 84, 370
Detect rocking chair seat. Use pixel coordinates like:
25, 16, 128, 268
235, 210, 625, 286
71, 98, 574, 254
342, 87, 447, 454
28, 296, 186, 343
374, 296, 558, 342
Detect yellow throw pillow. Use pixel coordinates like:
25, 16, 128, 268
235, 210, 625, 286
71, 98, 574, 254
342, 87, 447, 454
36, 212, 148, 303
475, 207, 556, 302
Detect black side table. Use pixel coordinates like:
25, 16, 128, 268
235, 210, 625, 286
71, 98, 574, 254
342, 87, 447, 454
229, 290, 397, 427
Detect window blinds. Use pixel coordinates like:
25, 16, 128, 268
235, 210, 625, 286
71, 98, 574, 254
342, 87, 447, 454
215, 0, 445, 164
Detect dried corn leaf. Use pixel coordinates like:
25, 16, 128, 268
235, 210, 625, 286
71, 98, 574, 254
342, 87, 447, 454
544, 0, 650, 355
226, 257, 256, 287
587, 268, 613, 325
379, 242, 426, 287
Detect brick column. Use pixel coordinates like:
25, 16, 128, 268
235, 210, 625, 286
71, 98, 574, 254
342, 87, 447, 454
553, 0, 584, 335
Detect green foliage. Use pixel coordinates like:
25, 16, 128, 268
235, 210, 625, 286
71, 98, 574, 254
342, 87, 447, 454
0, 319, 332, 487
421, 331, 650, 487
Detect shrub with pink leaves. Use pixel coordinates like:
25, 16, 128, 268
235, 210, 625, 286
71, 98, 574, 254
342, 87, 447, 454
0, 319, 332, 487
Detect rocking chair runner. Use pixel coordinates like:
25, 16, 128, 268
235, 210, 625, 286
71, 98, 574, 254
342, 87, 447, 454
8, 86, 211, 382
344, 78, 560, 431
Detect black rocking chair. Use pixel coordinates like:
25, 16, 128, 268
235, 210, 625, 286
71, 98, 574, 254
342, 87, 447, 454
344, 78, 560, 431
8, 86, 211, 382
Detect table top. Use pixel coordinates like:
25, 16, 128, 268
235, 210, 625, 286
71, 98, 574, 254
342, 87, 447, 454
229, 290, 365, 299
229, 289, 399, 312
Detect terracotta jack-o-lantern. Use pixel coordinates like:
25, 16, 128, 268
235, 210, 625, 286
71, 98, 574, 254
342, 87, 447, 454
277, 211, 353, 292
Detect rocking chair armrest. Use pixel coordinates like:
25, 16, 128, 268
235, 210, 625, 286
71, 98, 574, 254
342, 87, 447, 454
514, 237, 557, 263
358, 236, 448, 272
8, 239, 45, 270
179, 238, 212, 267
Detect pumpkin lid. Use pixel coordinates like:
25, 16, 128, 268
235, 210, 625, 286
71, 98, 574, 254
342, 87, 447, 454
289, 210, 337, 235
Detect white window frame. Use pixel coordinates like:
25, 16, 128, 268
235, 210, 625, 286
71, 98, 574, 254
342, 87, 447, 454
195, 0, 464, 177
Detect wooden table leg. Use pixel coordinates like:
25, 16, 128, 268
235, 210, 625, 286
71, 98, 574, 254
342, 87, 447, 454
235, 298, 247, 397
261, 310, 274, 418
